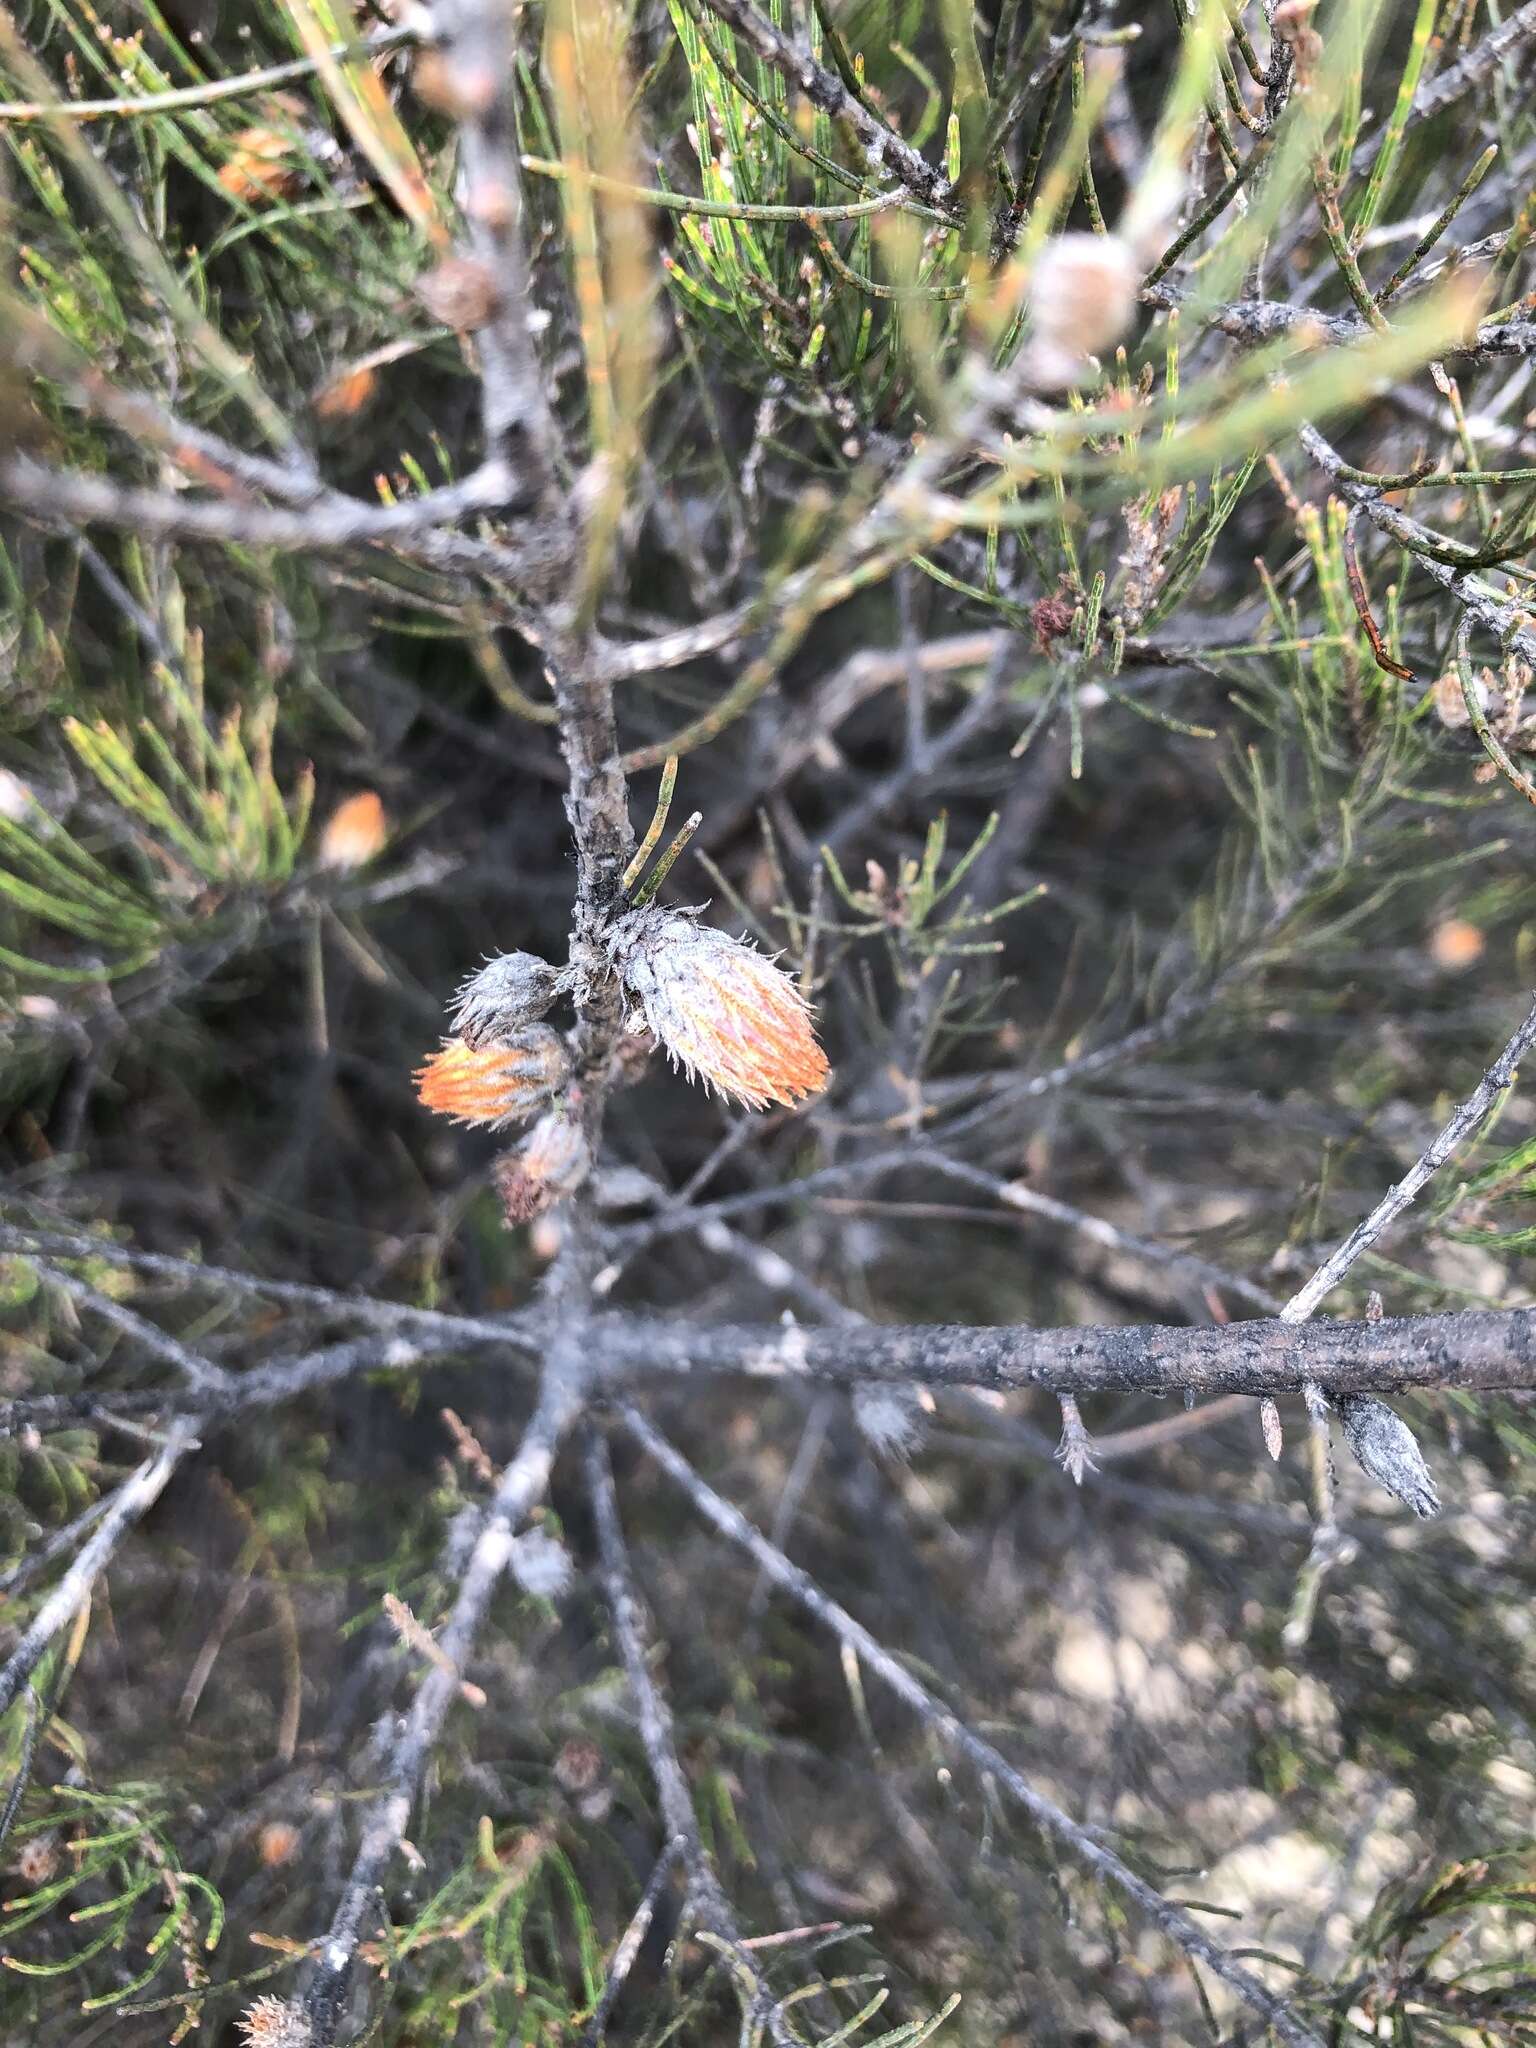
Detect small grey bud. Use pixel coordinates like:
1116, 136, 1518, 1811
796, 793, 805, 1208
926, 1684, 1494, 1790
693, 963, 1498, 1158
510, 1527, 573, 1601
1054, 1392, 1097, 1486
451, 952, 559, 1047
1260, 1396, 1283, 1462
853, 1382, 927, 1459
1333, 1395, 1439, 1518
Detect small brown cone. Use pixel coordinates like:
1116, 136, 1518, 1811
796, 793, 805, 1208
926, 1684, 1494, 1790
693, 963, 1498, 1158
416, 256, 502, 332
494, 1109, 591, 1222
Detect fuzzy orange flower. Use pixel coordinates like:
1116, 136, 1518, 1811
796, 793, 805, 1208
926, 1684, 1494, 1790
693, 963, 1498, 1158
414, 1028, 568, 1129
605, 908, 828, 1110
318, 789, 387, 870
219, 127, 302, 206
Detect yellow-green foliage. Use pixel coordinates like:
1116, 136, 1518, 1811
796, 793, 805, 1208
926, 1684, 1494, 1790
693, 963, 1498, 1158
0, 667, 313, 988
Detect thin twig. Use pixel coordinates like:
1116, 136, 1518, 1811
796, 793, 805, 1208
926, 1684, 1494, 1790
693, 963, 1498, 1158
0, 25, 412, 121
0, 1419, 197, 1717
580, 1836, 683, 2046
584, 1430, 795, 2044
620, 1407, 1325, 2048
1279, 993, 1536, 1323
691, 0, 953, 213
300, 1361, 585, 2046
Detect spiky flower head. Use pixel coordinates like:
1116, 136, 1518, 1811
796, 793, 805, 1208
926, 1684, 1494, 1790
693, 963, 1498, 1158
605, 907, 828, 1110
494, 1107, 592, 1222
450, 951, 560, 1047
238, 1996, 309, 2048
414, 1027, 569, 1129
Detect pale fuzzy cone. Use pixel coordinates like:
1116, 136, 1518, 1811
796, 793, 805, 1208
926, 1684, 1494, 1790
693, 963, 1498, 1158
14, 1832, 59, 1886
1432, 665, 1494, 729
494, 1108, 592, 1222
510, 1527, 574, 1600
853, 1381, 928, 1459
0, 768, 32, 821
414, 1028, 569, 1129
415, 254, 501, 332
1022, 232, 1140, 390
451, 951, 560, 1047
606, 907, 829, 1110
1119, 162, 1185, 269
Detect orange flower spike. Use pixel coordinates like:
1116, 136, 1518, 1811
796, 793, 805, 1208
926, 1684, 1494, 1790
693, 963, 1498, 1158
605, 908, 829, 1110
414, 1028, 569, 1130
318, 789, 387, 870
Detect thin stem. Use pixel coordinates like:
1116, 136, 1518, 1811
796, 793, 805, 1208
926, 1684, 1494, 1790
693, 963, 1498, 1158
621, 1408, 1325, 2048
628, 810, 703, 907
621, 756, 679, 896
0, 25, 411, 121
300, 1362, 585, 2046
583, 1430, 793, 2042
0, 1420, 197, 1718
1279, 989, 1536, 1324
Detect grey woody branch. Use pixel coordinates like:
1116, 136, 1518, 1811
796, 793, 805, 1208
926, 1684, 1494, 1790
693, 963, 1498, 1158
597, 1302, 1536, 1399
13, 1237, 1536, 1421
0, 453, 518, 554
1346, 0, 1536, 178
427, 0, 569, 540
1143, 284, 1536, 366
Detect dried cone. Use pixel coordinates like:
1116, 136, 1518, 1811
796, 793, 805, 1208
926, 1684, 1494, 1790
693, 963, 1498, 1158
415, 1027, 569, 1129
451, 951, 560, 1048
13, 1834, 58, 1886
494, 1108, 591, 1222
605, 908, 829, 1110
256, 1821, 300, 1869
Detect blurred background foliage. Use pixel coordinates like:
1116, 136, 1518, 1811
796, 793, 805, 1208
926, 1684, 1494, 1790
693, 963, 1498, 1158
4, 0, 1536, 2042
